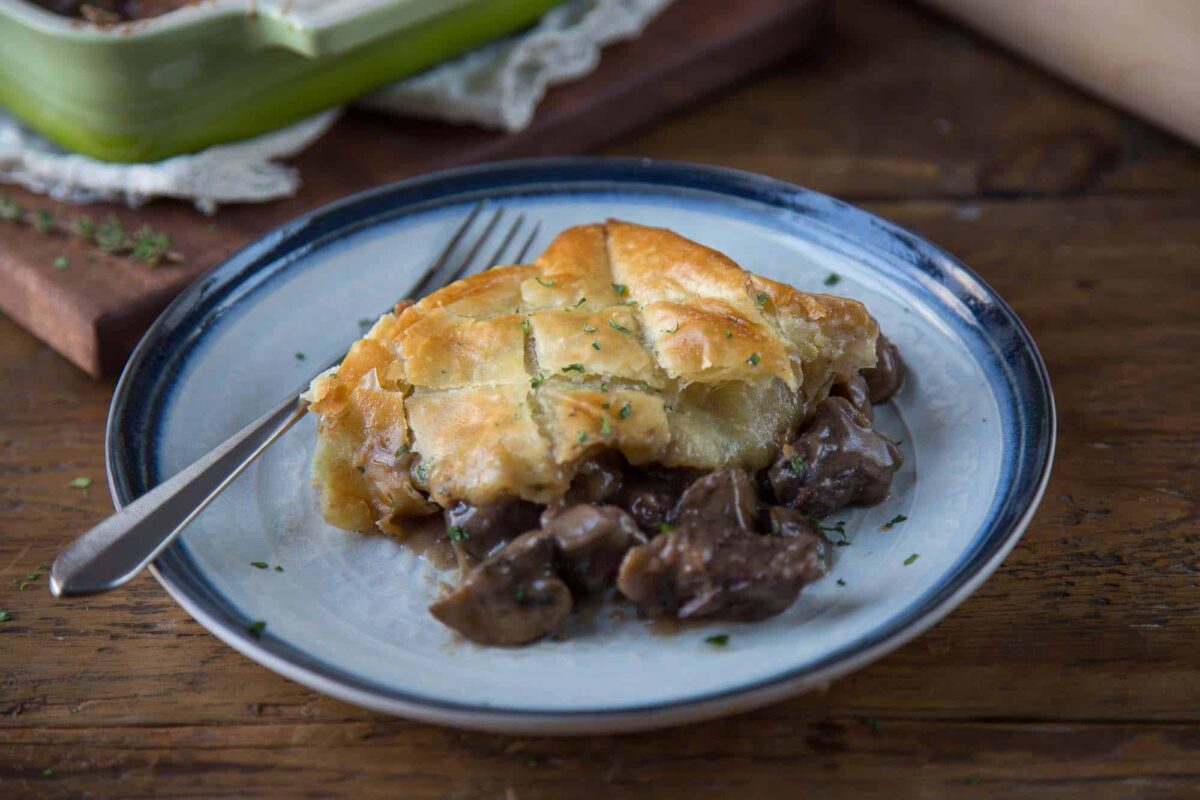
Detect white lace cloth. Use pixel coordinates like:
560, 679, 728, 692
0, 0, 672, 213
363, 0, 673, 132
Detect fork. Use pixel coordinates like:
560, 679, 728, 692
50, 203, 540, 598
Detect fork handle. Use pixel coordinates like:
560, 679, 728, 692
50, 395, 309, 597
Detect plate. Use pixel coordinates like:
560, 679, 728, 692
107, 157, 1054, 734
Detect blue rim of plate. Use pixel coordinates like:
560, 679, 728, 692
106, 156, 1055, 732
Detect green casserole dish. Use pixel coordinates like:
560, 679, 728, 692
0, 0, 561, 162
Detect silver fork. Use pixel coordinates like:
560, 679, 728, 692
50, 203, 540, 598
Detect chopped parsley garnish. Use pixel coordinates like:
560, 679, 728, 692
582, 323, 597, 332
396, 444, 410, 457
756, 292, 768, 307
882, 514, 908, 530
813, 518, 849, 546
904, 553, 920, 566
53, 256, 68, 270
246, 620, 266, 637
659, 523, 675, 533
573, 297, 587, 307
358, 318, 373, 330
274, 565, 284, 572
608, 319, 632, 334
250, 561, 268, 570
836, 579, 846, 586
723, 331, 733, 339
294, 352, 306, 361
522, 317, 531, 335
514, 588, 528, 603
561, 363, 585, 373
577, 430, 587, 443
599, 417, 612, 436
601, 402, 610, 409
612, 283, 627, 295
415, 463, 428, 481
66, 477, 92, 489
592, 341, 601, 350
664, 324, 679, 334
531, 373, 545, 388
790, 456, 805, 476
618, 402, 633, 419
863, 717, 881, 732
823, 272, 840, 286
535, 276, 555, 287
447, 526, 469, 542
41, 767, 55, 778
704, 634, 729, 647
0, 610, 11, 622
746, 352, 761, 366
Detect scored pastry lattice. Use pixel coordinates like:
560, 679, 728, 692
306, 219, 878, 534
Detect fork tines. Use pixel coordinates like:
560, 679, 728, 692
408, 203, 538, 301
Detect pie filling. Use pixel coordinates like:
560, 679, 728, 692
428, 335, 905, 646
29, 0, 196, 22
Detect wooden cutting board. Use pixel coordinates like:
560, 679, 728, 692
0, 0, 824, 378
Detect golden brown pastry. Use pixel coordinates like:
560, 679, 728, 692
304, 220, 879, 535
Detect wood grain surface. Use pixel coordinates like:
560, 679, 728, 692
0, 0, 824, 378
2, 0, 1199, 797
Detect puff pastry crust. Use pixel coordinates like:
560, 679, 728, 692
306, 220, 878, 532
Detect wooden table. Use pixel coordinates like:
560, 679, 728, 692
3, 0, 1198, 796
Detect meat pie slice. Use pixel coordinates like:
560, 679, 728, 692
304, 220, 893, 644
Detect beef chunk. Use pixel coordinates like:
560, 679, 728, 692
617, 524, 824, 621
615, 466, 700, 534
862, 334, 905, 404
562, 452, 624, 505
768, 397, 902, 518
429, 532, 571, 646
830, 372, 873, 421
766, 506, 830, 581
540, 504, 645, 596
672, 469, 759, 530
444, 499, 542, 561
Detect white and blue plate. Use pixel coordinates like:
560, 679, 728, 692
107, 158, 1054, 734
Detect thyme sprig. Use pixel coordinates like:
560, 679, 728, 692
0, 193, 183, 266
